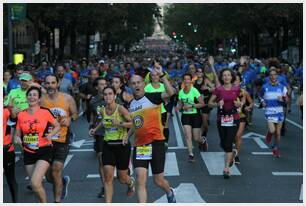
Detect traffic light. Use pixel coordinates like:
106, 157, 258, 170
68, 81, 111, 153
172, 32, 176, 36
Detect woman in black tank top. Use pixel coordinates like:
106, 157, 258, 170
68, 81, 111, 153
112, 76, 133, 109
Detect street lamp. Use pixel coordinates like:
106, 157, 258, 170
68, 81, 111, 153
188, 22, 192, 26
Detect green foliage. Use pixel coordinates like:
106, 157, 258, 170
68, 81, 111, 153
164, 3, 302, 52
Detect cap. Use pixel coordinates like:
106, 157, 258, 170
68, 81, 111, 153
99, 60, 105, 64
19, 73, 32, 81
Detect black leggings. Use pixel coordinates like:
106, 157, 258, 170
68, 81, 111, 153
217, 124, 238, 153
3, 149, 18, 203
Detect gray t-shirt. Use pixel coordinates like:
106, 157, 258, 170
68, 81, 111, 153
59, 78, 73, 95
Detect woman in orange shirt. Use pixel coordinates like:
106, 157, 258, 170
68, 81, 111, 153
14, 86, 60, 203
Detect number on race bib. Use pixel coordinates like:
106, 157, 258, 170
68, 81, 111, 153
136, 145, 152, 160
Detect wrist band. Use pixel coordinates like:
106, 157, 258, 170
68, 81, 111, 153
160, 73, 166, 78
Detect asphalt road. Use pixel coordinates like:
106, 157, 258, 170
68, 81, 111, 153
3, 98, 303, 203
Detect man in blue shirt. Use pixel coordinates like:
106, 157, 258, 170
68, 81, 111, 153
7, 65, 24, 93
35, 61, 53, 84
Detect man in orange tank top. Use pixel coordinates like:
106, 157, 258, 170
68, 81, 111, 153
41, 74, 78, 203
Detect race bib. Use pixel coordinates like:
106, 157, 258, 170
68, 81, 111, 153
24, 134, 39, 150
221, 115, 234, 127
136, 145, 152, 160
267, 116, 278, 122
47, 126, 59, 140
106, 127, 118, 133
51, 134, 60, 140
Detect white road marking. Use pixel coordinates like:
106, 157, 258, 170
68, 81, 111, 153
154, 183, 206, 203
252, 152, 273, 155
149, 152, 180, 176
173, 110, 185, 148
253, 137, 269, 149
15, 156, 20, 163
64, 154, 74, 168
168, 146, 187, 150
87, 174, 100, 178
272, 172, 303, 176
200, 152, 241, 175
242, 132, 265, 139
70, 139, 85, 148
285, 118, 303, 130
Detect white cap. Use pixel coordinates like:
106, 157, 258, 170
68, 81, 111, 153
99, 60, 105, 64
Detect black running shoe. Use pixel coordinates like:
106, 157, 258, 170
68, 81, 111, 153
188, 155, 195, 162
97, 187, 105, 198
235, 156, 240, 164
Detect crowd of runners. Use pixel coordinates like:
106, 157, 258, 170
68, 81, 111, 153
3, 53, 303, 202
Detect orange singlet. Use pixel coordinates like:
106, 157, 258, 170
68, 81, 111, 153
16, 107, 56, 153
41, 92, 70, 143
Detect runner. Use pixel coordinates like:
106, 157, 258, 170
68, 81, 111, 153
233, 74, 254, 164
177, 73, 205, 161
3, 106, 18, 203
128, 61, 176, 203
56, 65, 74, 95
112, 75, 133, 109
89, 77, 108, 198
144, 70, 170, 147
89, 86, 135, 203
41, 74, 78, 203
194, 67, 213, 151
260, 68, 288, 158
14, 86, 60, 203
208, 68, 242, 179
79, 68, 99, 122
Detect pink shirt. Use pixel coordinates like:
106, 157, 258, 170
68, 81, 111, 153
212, 85, 241, 122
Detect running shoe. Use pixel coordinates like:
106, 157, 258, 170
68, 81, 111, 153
61, 175, 71, 200
234, 156, 240, 164
223, 170, 230, 179
166, 187, 176, 203
188, 154, 195, 162
127, 177, 136, 197
165, 142, 169, 151
198, 136, 208, 152
26, 184, 33, 191
265, 132, 272, 144
272, 148, 281, 158
97, 187, 105, 198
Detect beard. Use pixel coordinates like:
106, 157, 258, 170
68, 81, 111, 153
47, 88, 56, 94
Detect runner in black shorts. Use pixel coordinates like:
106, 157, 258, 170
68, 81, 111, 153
194, 67, 214, 151
89, 86, 135, 203
177, 73, 205, 162
89, 77, 108, 198
42, 75, 78, 203
128, 62, 176, 203
233, 74, 254, 164
14, 87, 61, 202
